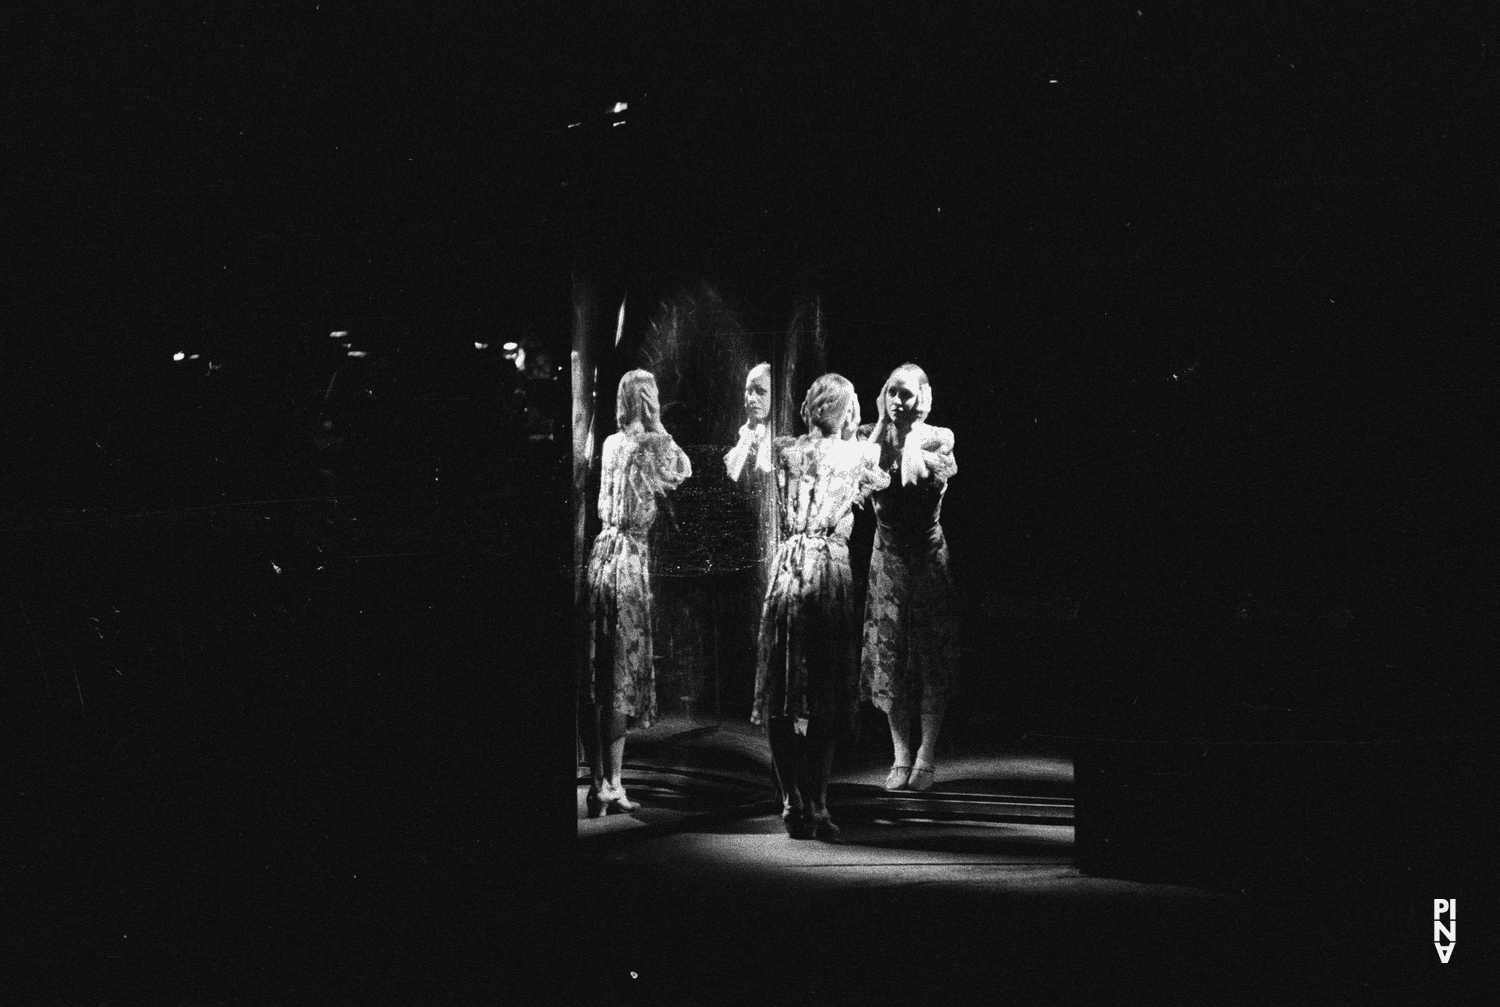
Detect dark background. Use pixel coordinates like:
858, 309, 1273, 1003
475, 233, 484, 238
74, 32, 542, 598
5, 3, 1492, 998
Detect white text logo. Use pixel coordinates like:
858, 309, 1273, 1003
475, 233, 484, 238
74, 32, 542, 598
1434, 899, 1456, 963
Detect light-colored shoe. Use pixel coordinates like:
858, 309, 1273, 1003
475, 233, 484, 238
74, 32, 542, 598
600, 783, 639, 813
906, 764, 935, 792
884, 765, 912, 791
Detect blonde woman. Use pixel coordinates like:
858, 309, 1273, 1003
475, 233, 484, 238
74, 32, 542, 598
860, 363, 959, 793
582, 370, 692, 815
753, 374, 888, 838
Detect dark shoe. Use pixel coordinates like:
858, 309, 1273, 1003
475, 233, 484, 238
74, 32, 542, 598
808, 811, 841, 839
585, 787, 606, 818
783, 809, 814, 840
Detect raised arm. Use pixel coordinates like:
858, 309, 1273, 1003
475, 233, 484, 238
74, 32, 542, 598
854, 439, 891, 505
658, 435, 693, 492
724, 423, 757, 482
921, 426, 957, 484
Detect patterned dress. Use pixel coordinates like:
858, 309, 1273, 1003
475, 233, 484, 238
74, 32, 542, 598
860, 422, 959, 717
753, 435, 888, 738
583, 430, 692, 726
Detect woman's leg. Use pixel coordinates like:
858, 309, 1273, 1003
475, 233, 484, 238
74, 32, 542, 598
596, 709, 640, 812
581, 704, 606, 792
768, 716, 810, 836
886, 701, 915, 766
604, 710, 629, 791
914, 709, 945, 770
579, 704, 609, 816
907, 703, 945, 792
803, 717, 838, 829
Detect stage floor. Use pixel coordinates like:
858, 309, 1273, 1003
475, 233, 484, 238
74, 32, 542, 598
578, 713, 1074, 840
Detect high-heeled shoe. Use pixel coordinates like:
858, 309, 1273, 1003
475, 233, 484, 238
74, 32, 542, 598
600, 783, 639, 814
884, 765, 912, 791
585, 786, 607, 818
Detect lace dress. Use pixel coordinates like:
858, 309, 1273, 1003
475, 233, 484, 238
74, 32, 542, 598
859, 422, 959, 717
583, 430, 692, 725
752, 435, 888, 737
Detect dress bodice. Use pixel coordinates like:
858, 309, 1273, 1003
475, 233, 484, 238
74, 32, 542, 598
862, 423, 957, 545
773, 435, 888, 541
597, 430, 692, 534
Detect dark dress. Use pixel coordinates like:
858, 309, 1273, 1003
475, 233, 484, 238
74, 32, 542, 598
859, 422, 960, 717
725, 421, 779, 597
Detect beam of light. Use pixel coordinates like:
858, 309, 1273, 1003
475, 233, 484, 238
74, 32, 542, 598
612, 102, 628, 113
615, 296, 626, 347
613, 120, 626, 127
567, 122, 581, 128
173, 352, 185, 361
503, 341, 519, 351
188, 354, 201, 360
347, 350, 368, 358
1049, 79, 1058, 83
330, 330, 348, 338
474, 342, 489, 350
515, 349, 526, 371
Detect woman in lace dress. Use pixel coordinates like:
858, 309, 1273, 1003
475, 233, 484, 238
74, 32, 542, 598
859, 363, 959, 793
753, 374, 888, 838
582, 370, 692, 816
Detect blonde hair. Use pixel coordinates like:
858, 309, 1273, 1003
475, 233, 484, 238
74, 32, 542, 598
869, 362, 932, 445
800, 373, 859, 437
615, 369, 664, 432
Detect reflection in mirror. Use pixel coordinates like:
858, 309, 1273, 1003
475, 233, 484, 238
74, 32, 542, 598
634, 288, 758, 731
724, 360, 777, 688
579, 369, 692, 817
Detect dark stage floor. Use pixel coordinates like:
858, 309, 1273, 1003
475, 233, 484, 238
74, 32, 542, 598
571, 716, 1472, 1001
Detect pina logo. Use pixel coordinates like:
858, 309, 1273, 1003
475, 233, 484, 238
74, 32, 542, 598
1433, 899, 1456, 963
